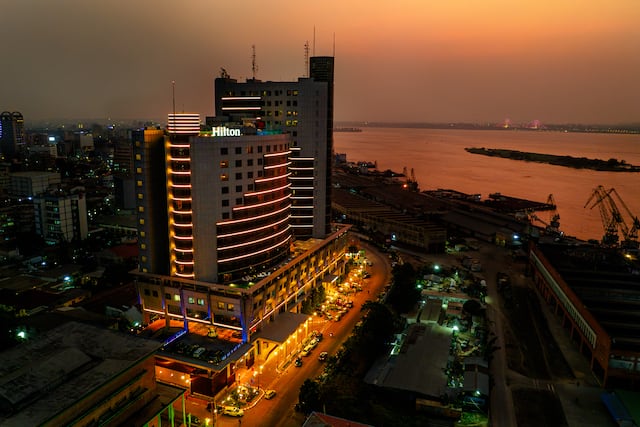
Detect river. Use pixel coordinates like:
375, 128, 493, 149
334, 127, 640, 242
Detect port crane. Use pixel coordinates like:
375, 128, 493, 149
584, 186, 638, 248
528, 194, 562, 236
402, 166, 419, 191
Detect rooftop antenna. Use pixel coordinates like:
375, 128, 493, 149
313, 26, 316, 56
333, 32, 335, 56
304, 41, 310, 77
171, 80, 176, 116
251, 45, 258, 80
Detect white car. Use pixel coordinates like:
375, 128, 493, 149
264, 389, 276, 399
222, 406, 244, 417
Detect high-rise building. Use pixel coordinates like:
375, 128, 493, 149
213, 56, 334, 239
33, 190, 88, 243
133, 59, 347, 399
0, 111, 25, 160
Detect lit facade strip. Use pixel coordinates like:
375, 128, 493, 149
171, 171, 191, 175
175, 260, 195, 265
245, 183, 290, 197
221, 96, 261, 100
264, 151, 292, 158
173, 235, 194, 240
291, 215, 314, 219
232, 194, 290, 211
217, 216, 290, 238
168, 157, 191, 161
290, 186, 314, 190
263, 161, 291, 169
174, 248, 194, 252
255, 173, 291, 183
217, 236, 292, 263
169, 143, 190, 148
173, 223, 194, 227
289, 167, 315, 171
176, 273, 194, 278
218, 226, 291, 251
290, 196, 314, 200
218, 208, 290, 226
172, 210, 193, 214
170, 184, 191, 188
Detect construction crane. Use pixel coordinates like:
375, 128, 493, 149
608, 188, 640, 249
402, 166, 419, 191
584, 185, 619, 247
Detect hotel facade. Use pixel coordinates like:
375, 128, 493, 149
132, 56, 349, 398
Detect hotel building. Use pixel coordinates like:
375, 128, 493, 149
133, 108, 349, 398
214, 56, 334, 240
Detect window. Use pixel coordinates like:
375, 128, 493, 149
218, 302, 225, 309
222, 199, 229, 207
257, 158, 263, 165
247, 184, 254, 191
220, 173, 228, 181
227, 303, 235, 311
135, 154, 141, 160
246, 146, 253, 154
140, 243, 146, 249
144, 289, 150, 296
136, 167, 142, 173
152, 290, 158, 297
174, 294, 180, 301
188, 296, 195, 304
137, 180, 142, 187
247, 171, 253, 179
222, 212, 230, 219
139, 218, 145, 225
266, 145, 271, 152
258, 171, 263, 177
138, 206, 144, 212
258, 145, 263, 153
235, 185, 242, 192
235, 159, 242, 167
137, 193, 143, 200
235, 147, 242, 154
220, 160, 229, 168
221, 147, 228, 155
247, 159, 253, 166
222, 186, 229, 194
140, 231, 146, 237
197, 298, 205, 306
236, 198, 243, 204
235, 172, 242, 179
165, 293, 171, 300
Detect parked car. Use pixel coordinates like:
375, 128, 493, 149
222, 406, 244, 417
318, 351, 328, 362
264, 389, 276, 399
294, 357, 303, 367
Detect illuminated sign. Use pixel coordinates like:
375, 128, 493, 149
212, 126, 241, 137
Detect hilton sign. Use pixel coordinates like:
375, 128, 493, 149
212, 127, 241, 137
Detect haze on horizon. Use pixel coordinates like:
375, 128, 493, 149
1, 0, 639, 126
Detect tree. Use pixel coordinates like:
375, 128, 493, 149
297, 379, 322, 414
386, 263, 421, 313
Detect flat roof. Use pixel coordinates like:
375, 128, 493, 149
0, 321, 161, 426
252, 312, 310, 343
364, 322, 451, 398
537, 243, 640, 353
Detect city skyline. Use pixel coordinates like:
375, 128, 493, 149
1, 0, 639, 125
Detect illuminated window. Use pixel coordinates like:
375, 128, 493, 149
136, 167, 142, 173
227, 303, 234, 311
139, 218, 145, 225
218, 302, 224, 309
220, 173, 228, 181
220, 160, 229, 168
135, 141, 141, 147
140, 231, 146, 237
197, 298, 205, 305
247, 146, 253, 154
137, 193, 143, 199
138, 206, 144, 212
137, 180, 142, 187
188, 297, 195, 304
174, 294, 180, 301
140, 243, 146, 249
135, 154, 141, 160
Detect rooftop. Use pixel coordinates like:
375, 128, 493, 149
0, 321, 161, 426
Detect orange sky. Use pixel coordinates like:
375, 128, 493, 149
1, 0, 638, 124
